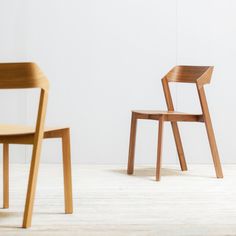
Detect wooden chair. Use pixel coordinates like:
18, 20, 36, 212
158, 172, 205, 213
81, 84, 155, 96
127, 66, 223, 181
0, 62, 73, 228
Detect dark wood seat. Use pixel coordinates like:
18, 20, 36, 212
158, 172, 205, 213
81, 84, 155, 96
132, 110, 204, 122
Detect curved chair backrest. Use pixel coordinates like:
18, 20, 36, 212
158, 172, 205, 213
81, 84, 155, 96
0, 62, 50, 228
0, 62, 49, 90
165, 65, 213, 86
0, 62, 49, 151
162, 65, 214, 113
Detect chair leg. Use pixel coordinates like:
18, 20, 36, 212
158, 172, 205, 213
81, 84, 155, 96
62, 129, 73, 214
3, 143, 9, 208
22, 145, 43, 228
171, 122, 187, 171
204, 120, 223, 178
197, 85, 223, 178
127, 113, 137, 175
156, 118, 164, 181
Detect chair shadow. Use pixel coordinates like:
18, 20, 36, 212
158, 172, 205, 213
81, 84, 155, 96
111, 167, 215, 179
0, 211, 22, 229
111, 167, 180, 176
0, 209, 64, 229
0, 210, 21, 217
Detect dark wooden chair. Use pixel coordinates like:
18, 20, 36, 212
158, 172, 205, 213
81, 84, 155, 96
127, 66, 223, 181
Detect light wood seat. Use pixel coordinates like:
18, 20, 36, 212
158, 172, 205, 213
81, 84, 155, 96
0, 125, 71, 145
0, 62, 73, 228
127, 66, 223, 181
0, 125, 68, 136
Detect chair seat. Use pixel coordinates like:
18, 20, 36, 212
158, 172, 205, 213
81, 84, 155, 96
132, 110, 203, 122
133, 110, 188, 115
0, 124, 68, 136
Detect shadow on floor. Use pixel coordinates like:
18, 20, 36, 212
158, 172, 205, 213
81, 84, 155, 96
110, 167, 215, 179
111, 167, 181, 176
0, 211, 21, 229
0, 210, 21, 217
0, 210, 64, 229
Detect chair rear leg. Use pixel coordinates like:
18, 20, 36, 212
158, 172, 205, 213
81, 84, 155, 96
204, 120, 223, 178
171, 122, 187, 171
156, 118, 164, 181
3, 143, 9, 208
127, 113, 137, 175
62, 129, 73, 214
197, 85, 223, 178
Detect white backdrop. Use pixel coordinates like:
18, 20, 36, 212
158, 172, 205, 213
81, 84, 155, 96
0, 0, 235, 165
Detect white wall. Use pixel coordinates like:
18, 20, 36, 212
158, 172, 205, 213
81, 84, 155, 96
177, 0, 236, 164
0, 0, 29, 163
0, 0, 235, 165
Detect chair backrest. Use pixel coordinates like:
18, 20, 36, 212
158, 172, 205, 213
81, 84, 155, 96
162, 66, 214, 114
165, 65, 213, 85
0, 62, 49, 90
0, 62, 49, 147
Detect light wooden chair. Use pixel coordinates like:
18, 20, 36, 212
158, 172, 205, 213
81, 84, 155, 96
127, 66, 223, 181
0, 62, 73, 228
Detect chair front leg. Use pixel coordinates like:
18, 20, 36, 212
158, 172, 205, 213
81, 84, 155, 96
22, 142, 43, 228
156, 117, 164, 181
127, 112, 138, 175
3, 143, 9, 208
62, 128, 73, 214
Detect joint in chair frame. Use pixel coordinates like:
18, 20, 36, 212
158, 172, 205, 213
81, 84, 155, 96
0, 62, 73, 228
127, 65, 223, 181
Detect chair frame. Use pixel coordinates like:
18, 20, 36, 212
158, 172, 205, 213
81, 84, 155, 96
127, 66, 223, 181
0, 62, 73, 228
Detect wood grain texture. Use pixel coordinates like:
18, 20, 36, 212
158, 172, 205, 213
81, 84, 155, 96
127, 66, 222, 181
62, 129, 73, 214
22, 89, 48, 228
162, 77, 187, 171
0, 125, 69, 136
166, 65, 213, 84
0, 62, 49, 90
197, 84, 223, 178
132, 110, 203, 122
156, 117, 164, 181
127, 113, 137, 175
0, 127, 70, 145
0, 62, 73, 228
3, 143, 9, 208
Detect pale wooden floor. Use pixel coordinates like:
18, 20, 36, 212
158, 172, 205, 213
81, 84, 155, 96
0, 164, 236, 236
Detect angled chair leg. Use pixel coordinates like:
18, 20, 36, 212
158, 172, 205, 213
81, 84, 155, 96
156, 117, 164, 181
62, 129, 73, 214
3, 143, 9, 208
22, 143, 43, 228
127, 113, 137, 175
162, 76, 187, 171
22, 90, 48, 228
204, 119, 223, 178
171, 122, 187, 171
197, 85, 223, 178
